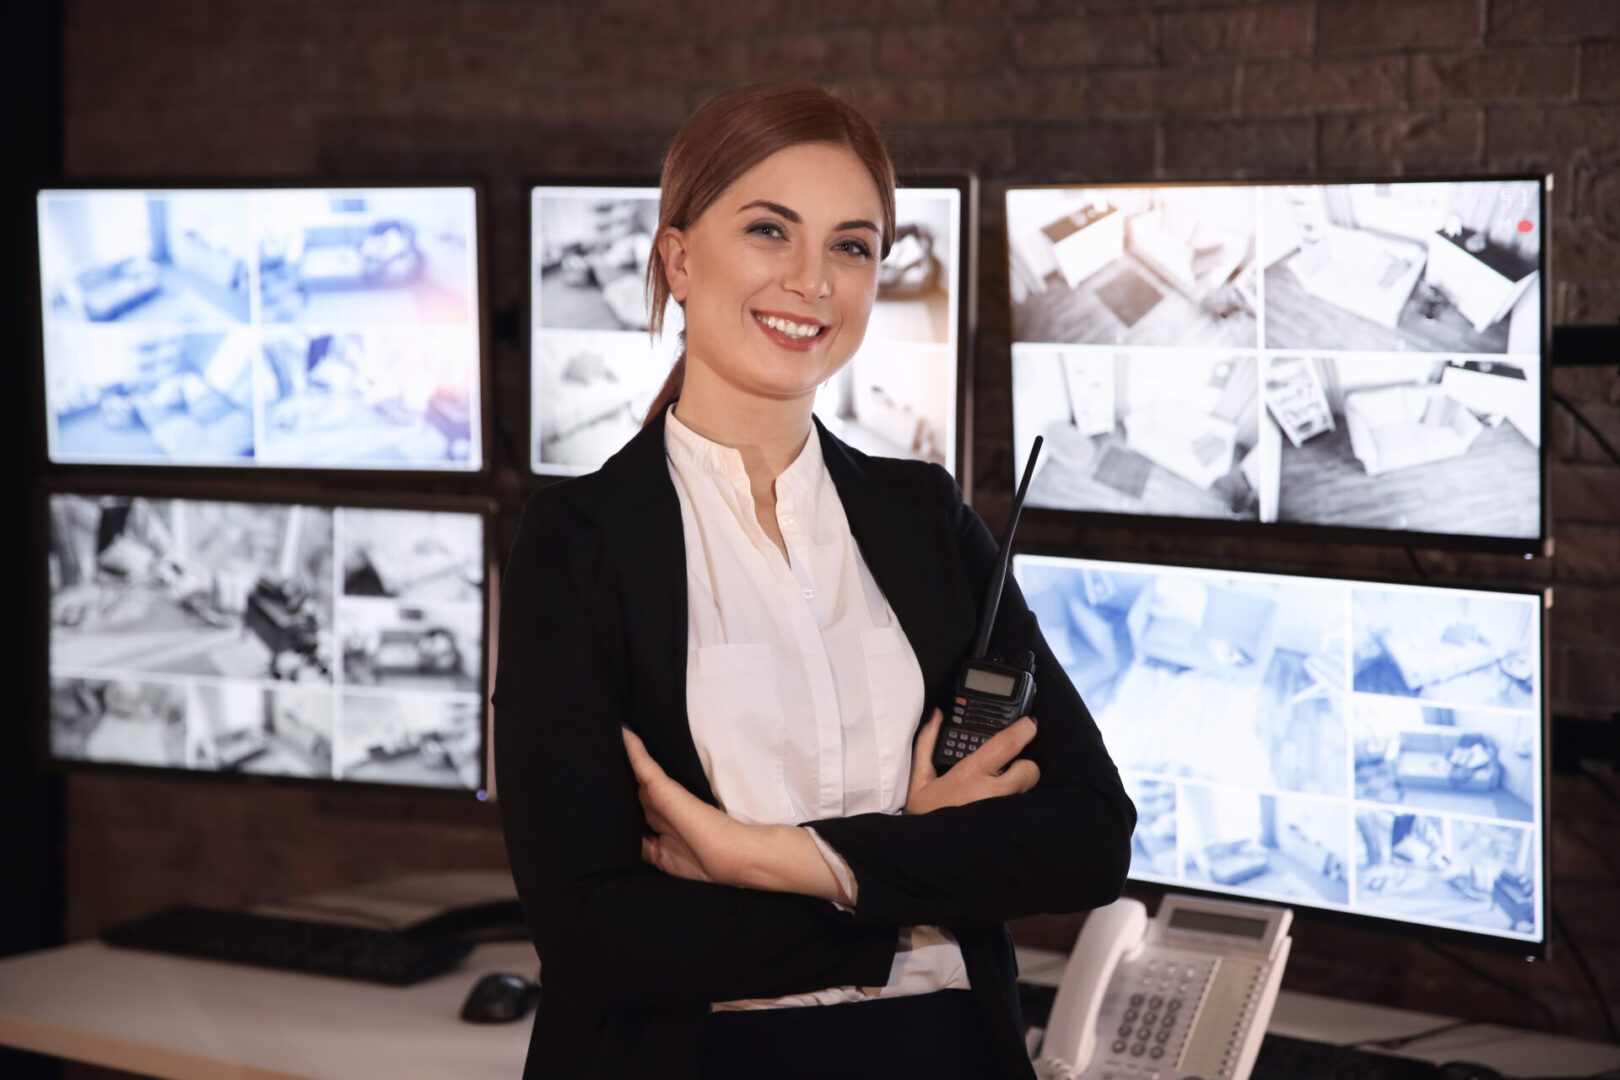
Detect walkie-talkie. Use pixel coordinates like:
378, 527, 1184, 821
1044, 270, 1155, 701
932, 436, 1043, 774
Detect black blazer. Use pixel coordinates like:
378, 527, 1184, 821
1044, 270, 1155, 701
494, 407, 1135, 1080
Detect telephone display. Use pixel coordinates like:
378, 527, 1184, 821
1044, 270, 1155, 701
1033, 893, 1292, 1080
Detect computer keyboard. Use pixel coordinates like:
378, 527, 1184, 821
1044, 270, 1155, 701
1252, 1033, 1443, 1080
101, 904, 473, 985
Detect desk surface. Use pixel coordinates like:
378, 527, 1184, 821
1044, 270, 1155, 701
0, 940, 537, 1080
1, 941, 1617, 1080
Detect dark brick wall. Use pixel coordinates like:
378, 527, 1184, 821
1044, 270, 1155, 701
57, 0, 1620, 1044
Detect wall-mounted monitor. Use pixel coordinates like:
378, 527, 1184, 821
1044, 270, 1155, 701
529, 175, 974, 483
1015, 552, 1548, 952
1006, 177, 1547, 552
36, 185, 485, 472
44, 491, 490, 793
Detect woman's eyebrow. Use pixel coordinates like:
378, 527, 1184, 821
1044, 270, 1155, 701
737, 199, 879, 235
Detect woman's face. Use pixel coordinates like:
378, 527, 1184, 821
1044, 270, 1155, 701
660, 141, 884, 403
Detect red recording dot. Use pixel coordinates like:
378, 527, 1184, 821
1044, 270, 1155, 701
1517, 219, 1534, 233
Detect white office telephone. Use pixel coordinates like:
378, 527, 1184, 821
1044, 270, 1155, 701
1033, 893, 1293, 1080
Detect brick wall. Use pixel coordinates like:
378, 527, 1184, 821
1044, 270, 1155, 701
58, 0, 1620, 1044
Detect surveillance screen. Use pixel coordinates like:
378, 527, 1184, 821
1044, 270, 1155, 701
1016, 553, 1545, 945
530, 184, 963, 477
47, 494, 486, 791
1007, 179, 1543, 543
37, 187, 482, 471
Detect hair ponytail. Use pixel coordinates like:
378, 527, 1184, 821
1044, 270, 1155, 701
642, 355, 685, 427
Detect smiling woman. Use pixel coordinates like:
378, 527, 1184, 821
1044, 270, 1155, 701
493, 82, 1135, 1080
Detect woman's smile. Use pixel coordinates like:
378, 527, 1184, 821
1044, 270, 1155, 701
752, 308, 829, 350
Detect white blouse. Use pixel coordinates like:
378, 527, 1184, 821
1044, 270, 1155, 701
663, 410, 969, 1011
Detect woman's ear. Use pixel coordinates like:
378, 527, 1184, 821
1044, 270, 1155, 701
658, 227, 690, 304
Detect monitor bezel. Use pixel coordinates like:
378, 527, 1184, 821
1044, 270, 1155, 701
31, 178, 495, 484
1003, 173, 1552, 558
1011, 544, 1552, 959
523, 170, 979, 500
35, 477, 500, 801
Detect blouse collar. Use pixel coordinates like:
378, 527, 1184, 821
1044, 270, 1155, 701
664, 406, 825, 503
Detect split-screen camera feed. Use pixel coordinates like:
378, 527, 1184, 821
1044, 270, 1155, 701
37, 188, 482, 471
47, 494, 486, 791
1016, 554, 1544, 943
1008, 180, 1542, 542
530, 185, 962, 476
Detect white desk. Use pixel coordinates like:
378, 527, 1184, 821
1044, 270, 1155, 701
0, 940, 537, 1080
1016, 946, 1620, 1078
2, 941, 1617, 1080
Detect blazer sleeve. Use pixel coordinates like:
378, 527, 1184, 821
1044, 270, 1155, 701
807, 465, 1137, 928
493, 489, 897, 1012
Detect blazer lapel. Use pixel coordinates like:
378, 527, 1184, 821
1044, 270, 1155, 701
595, 407, 717, 805
816, 420, 978, 707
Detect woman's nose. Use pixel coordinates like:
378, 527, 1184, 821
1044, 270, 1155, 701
782, 248, 831, 301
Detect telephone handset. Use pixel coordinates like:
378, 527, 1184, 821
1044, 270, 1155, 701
1034, 893, 1293, 1080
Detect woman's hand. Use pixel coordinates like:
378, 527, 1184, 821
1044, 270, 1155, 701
622, 726, 747, 884
622, 727, 850, 903
904, 710, 1041, 815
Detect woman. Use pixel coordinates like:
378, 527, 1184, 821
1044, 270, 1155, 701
494, 82, 1135, 1080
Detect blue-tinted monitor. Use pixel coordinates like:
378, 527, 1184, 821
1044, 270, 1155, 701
529, 181, 969, 479
36, 186, 484, 471
1015, 552, 1546, 949
47, 493, 488, 792
1007, 178, 1546, 550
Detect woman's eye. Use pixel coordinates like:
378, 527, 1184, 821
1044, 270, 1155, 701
747, 222, 786, 240
835, 239, 873, 260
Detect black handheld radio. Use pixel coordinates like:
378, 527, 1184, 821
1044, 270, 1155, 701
932, 436, 1044, 774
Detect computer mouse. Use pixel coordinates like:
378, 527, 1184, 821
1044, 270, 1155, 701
459, 972, 539, 1024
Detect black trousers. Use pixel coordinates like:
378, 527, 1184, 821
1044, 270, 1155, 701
702, 989, 997, 1080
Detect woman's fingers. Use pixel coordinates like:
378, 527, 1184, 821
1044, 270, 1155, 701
910, 710, 942, 781
971, 716, 1039, 774
621, 726, 665, 784
995, 758, 1041, 795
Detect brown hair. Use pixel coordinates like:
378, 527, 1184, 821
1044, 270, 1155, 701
641, 82, 897, 426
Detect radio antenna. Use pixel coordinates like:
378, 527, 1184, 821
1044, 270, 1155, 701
971, 436, 1043, 661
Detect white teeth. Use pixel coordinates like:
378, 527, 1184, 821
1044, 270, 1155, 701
759, 314, 822, 339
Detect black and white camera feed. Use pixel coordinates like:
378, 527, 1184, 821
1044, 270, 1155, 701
1353, 699, 1536, 824
1014, 348, 1263, 520
50, 495, 335, 683
338, 692, 481, 790
1261, 181, 1541, 355
1007, 186, 1259, 349
1180, 787, 1350, 906
188, 683, 334, 779
530, 189, 680, 475
1267, 354, 1539, 539
1123, 776, 1177, 880
256, 188, 474, 326
534, 192, 659, 333
38, 191, 251, 325
50, 676, 187, 768
44, 326, 257, 465
1019, 558, 1349, 798
256, 327, 478, 467
341, 509, 483, 605
1351, 586, 1538, 711
868, 189, 956, 346
1354, 811, 1538, 937
339, 600, 481, 694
